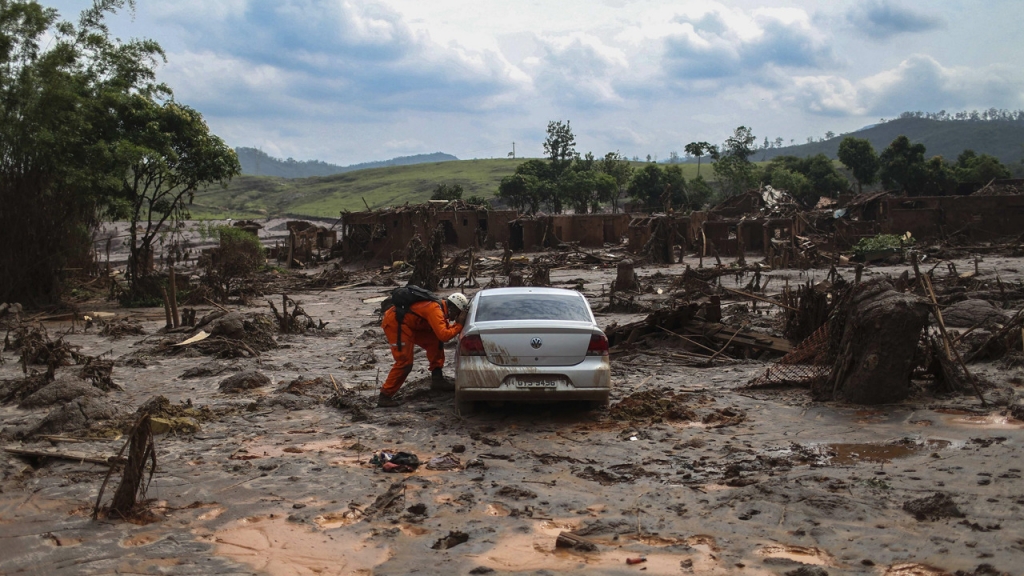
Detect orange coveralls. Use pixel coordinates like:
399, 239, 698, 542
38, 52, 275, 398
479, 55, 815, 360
381, 300, 463, 397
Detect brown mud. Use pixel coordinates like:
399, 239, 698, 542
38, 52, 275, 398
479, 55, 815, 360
1, 253, 1022, 575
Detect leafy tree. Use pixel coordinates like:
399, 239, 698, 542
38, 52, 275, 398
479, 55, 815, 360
543, 120, 576, 178
599, 151, 633, 213
878, 136, 965, 196
712, 126, 759, 197
684, 141, 713, 177
955, 150, 1011, 183
687, 175, 714, 208
496, 173, 539, 214
560, 168, 598, 214
112, 100, 240, 294
593, 173, 618, 213
837, 137, 879, 194
627, 164, 688, 212
430, 183, 464, 201
763, 154, 849, 206
767, 168, 811, 200
0, 0, 168, 303
879, 135, 930, 195
921, 156, 957, 195
464, 195, 491, 208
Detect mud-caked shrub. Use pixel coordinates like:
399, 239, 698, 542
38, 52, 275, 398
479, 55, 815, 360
205, 226, 266, 302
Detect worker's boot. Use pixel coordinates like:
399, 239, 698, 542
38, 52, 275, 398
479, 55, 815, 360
430, 368, 455, 391
376, 392, 400, 408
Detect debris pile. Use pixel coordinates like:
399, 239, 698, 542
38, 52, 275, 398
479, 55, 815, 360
4, 325, 86, 371
609, 389, 746, 427
98, 317, 146, 339
154, 311, 278, 359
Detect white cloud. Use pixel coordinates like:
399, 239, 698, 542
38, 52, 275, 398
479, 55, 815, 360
658, 6, 838, 91
781, 56, 1024, 118
846, 1, 945, 40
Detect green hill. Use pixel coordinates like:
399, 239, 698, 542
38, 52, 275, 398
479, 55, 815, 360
235, 148, 459, 179
189, 158, 523, 219
188, 158, 708, 220
759, 117, 1024, 165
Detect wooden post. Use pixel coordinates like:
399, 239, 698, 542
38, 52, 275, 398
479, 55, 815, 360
160, 287, 172, 330
281, 294, 290, 332
168, 267, 179, 328
736, 222, 746, 266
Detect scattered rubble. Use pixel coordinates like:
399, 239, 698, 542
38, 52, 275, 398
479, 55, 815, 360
218, 371, 270, 393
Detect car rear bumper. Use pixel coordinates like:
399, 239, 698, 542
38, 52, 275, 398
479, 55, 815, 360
454, 355, 610, 402
456, 388, 610, 402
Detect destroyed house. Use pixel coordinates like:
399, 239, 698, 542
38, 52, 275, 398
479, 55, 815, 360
281, 221, 337, 268
340, 202, 516, 261
508, 214, 630, 251
835, 191, 1024, 246
687, 189, 799, 257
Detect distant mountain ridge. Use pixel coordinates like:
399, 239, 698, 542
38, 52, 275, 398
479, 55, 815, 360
235, 148, 459, 179
754, 117, 1024, 165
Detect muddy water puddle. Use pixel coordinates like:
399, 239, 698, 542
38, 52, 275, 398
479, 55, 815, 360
754, 544, 834, 566
472, 519, 718, 574
203, 515, 390, 576
762, 439, 954, 466
938, 411, 1024, 430
816, 440, 951, 465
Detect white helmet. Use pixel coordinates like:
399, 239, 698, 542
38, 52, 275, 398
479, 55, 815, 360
446, 293, 470, 313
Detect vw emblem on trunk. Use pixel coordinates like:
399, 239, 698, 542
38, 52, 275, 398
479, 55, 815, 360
530, 337, 543, 349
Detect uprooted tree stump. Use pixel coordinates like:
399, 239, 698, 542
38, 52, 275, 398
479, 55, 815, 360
816, 279, 929, 404
612, 259, 638, 293
94, 406, 157, 520
529, 266, 550, 287
508, 271, 525, 287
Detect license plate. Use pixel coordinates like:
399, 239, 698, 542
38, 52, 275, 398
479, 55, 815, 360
509, 378, 558, 388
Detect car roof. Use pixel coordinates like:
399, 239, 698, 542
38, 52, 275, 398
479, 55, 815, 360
475, 287, 585, 298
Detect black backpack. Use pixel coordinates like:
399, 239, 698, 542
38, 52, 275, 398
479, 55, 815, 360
382, 285, 440, 350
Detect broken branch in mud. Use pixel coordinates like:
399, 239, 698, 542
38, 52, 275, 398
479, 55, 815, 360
919, 273, 987, 406
93, 408, 157, 520
4, 447, 125, 466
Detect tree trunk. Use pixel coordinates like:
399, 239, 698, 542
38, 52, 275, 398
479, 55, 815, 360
110, 415, 153, 519
612, 259, 637, 292
818, 279, 929, 404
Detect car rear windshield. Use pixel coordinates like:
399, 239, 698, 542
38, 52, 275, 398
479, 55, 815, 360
475, 294, 592, 322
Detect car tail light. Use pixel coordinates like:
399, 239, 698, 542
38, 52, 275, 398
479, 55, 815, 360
587, 333, 609, 356
459, 334, 485, 356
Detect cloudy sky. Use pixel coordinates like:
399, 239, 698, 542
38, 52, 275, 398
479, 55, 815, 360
50, 0, 1024, 165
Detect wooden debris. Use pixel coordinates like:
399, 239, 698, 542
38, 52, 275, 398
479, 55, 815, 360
4, 447, 125, 466
556, 531, 598, 551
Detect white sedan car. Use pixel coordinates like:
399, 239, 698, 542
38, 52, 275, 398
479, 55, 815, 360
454, 287, 611, 413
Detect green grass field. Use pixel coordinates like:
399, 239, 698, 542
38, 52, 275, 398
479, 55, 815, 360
187, 158, 717, 220
188, 158, 521, 219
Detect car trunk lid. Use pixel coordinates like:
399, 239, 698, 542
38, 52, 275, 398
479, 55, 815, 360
475, 322, 594, 367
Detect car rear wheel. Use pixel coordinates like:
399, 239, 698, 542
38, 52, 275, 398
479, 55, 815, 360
455, 395, 476, 416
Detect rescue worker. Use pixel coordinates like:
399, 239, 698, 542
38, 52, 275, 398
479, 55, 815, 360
378, 292, 470, 407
